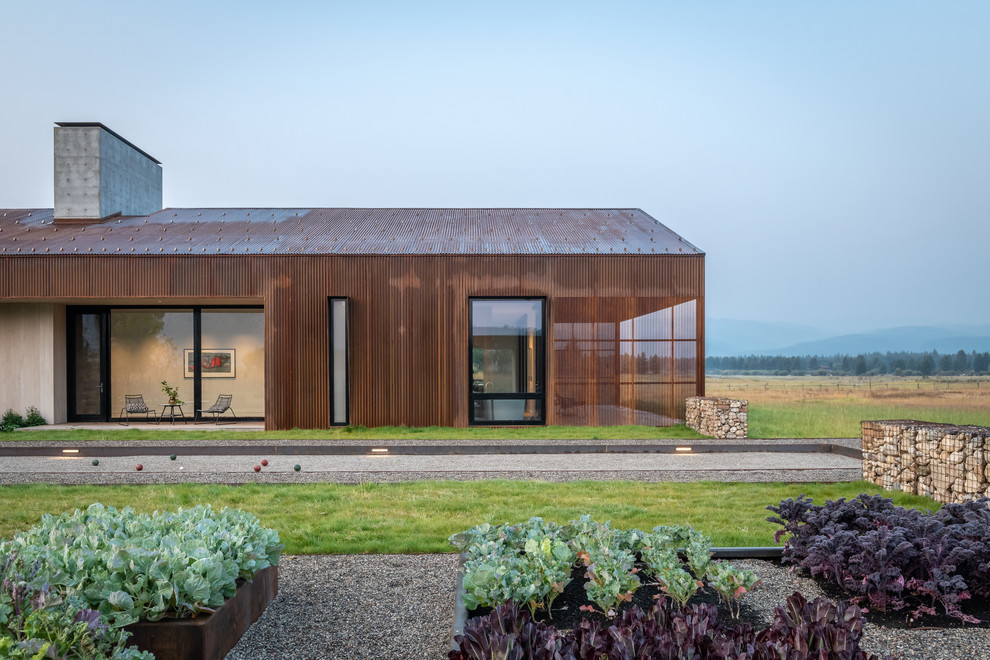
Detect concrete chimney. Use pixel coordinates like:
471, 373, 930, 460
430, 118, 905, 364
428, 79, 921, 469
54, 122, 162, 223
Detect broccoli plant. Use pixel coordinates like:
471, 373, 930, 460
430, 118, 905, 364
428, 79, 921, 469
705, 560, 761, 618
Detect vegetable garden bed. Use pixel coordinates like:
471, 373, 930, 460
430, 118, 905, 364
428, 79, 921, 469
125, 565, 278, 660
0, 503, 282, 659
448, 500, 990, 659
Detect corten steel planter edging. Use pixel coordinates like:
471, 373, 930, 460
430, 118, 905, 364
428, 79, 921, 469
449, 547, 783, 652
124, 564, 278, 660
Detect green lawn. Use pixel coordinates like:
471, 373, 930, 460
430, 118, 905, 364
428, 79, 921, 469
4, 424, 705, 443
0, 481, 937, 553
749, 401, 990, 438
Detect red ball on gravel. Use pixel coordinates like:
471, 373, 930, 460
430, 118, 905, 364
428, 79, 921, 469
136, 464, 143, 471
253, 465, 261, 472
261, 459, 269, 466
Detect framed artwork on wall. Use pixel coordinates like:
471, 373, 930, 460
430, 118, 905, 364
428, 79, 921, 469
184, 349, 236, 378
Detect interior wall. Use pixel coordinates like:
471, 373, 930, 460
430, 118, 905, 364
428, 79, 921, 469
0, 303, 66, 423
201, 310, 265, 417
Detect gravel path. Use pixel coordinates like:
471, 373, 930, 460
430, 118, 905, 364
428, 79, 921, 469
0, 450, 861, 484
3, 435, 862, 448
226, 555, 459, 660
231, 555, 990, 660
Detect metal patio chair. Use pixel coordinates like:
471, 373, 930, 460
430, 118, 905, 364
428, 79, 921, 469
119, 394, 158, 425
197, 394, 237, 425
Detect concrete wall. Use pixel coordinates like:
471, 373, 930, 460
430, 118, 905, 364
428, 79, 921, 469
685, 396, 748, 438
54, 127, 101, 220
98, 128, 163, 217
0, 304, 66, 423
54, 125, 162, 220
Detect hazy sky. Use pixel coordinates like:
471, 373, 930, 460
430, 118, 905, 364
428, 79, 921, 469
1, 1, 987, 333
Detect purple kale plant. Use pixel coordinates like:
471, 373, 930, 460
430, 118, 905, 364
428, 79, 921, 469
450, 602, 561, 660
451, 594, 894, 659
756, 592, 894, 660
768, 494, 990, 623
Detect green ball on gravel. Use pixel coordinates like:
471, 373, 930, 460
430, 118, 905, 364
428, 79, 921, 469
170, 454, 177, 460
293, 464, 301, 472
92, 459, 99, 466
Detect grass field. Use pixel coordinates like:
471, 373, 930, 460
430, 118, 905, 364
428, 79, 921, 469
5, 424, 705, 443
9, 376, 989, 440
0, 480, 938, 553
706, 375, 990, 437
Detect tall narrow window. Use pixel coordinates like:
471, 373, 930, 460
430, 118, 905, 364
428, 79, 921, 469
330, 298, 349, 425
470, 298, 545, 424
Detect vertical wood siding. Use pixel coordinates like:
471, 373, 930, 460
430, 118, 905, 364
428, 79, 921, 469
0, 254, 704, 429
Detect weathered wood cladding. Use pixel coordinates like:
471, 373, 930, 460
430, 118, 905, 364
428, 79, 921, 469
0, 254, 704, 430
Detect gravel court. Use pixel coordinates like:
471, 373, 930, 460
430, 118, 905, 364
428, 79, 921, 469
0, 450, 861, 484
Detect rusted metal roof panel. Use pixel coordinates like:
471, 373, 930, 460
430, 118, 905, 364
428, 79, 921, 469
0, 208, 702, 256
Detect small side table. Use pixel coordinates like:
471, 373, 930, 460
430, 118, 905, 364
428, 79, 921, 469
159, 403, 188, 425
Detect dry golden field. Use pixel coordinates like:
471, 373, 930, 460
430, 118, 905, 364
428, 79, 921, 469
705, 375, 990, 438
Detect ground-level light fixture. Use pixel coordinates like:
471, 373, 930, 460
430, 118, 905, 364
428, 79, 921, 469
674, 447, 693, 453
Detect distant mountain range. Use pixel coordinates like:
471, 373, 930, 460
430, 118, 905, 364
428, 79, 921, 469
707, 319, 990, 357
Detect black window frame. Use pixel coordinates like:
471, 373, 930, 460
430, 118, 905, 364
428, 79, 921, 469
66, 304, 264, 422
329, 297, 350, 426
66, 307, 110, 422
468, 296, 547, 426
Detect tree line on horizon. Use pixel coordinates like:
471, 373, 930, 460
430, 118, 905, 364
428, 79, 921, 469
706, 349, 990, 377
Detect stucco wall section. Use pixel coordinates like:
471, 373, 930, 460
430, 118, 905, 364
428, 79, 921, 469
862, 420, 990, 504
685, 396, 747, 438
0, 303, 66, 423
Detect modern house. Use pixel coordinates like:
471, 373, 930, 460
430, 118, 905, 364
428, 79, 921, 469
0, 123, 704, 430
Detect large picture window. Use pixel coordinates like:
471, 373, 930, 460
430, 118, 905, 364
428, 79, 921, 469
68, 306, 263, 422
553, 297, 698, 426
470, 298, 545, 424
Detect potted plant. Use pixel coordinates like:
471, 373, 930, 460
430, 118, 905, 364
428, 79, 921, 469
161, 380, 183, 406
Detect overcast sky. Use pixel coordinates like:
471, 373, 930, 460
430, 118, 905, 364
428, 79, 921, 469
1, 1, 987, 333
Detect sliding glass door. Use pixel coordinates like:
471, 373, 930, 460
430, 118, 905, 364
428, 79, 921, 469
67, 306, 263, 422
67, 310, 108, 421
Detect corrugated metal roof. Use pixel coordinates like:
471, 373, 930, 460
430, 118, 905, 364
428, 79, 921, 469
0, 208, 702, 256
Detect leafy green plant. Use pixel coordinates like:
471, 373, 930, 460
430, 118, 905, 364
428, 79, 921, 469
23, 407, 46, 427
580, 549, 640, 616
638, 542, 698, 607
454, 518, 573, 618
706, 561, 761, 618
568, 519, 640, 616
0, 553, 153, 659
454, 515, 761, 621
160, 381, 183, 406
1, 409, 25, 432
0, 503, 282, 626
